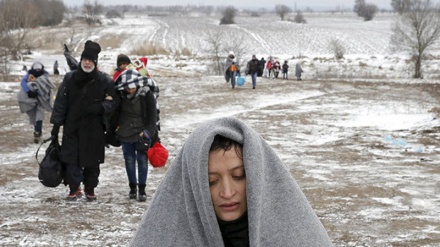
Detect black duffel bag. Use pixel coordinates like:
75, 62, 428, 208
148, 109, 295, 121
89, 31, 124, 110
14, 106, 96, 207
36, 137, 64, 187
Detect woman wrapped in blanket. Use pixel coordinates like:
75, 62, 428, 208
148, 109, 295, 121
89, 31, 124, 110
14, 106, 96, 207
17, 61, 55, 143
130, 117, 333, 246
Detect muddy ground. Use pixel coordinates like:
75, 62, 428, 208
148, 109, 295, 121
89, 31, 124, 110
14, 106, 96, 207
0, 74, 439, 246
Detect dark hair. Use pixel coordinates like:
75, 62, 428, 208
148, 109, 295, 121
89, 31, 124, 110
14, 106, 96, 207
209, 135, 243, 159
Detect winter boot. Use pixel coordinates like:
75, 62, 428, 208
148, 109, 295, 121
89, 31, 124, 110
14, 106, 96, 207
138, 184, 146, 202
129, 183, 137, 199
84, 186, 97, 201
33, 131, 42, 144
66, 184, 82, 201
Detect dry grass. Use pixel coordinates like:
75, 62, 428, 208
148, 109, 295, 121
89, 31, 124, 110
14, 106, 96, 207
96, 34, 126, 49
129, 42, 170, 56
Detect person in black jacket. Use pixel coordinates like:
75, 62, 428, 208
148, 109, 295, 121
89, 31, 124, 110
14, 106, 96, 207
245, 55, 262, 89
50, 40, 118, 201
282, 60, 289, 79
113, 69, 158, 201
258, 57, 265, 77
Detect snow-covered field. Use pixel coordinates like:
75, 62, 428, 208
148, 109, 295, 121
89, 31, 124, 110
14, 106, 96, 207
1, 12, 440, 246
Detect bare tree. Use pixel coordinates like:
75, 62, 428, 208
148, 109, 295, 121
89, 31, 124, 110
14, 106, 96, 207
206, 31, 224, 75
391, 0, 440, 78
275, 4, 292, 21
329, 39, 345, 59
220, 6, 237, 25
354, 0, 378, 21
82, 0, 104, 25
224, 34, 247, 71
37, 0, 66, 26
391, 0, 411, 14
354, 0, 366, 16
0, 0, 40, 60
293, 11, 307, 24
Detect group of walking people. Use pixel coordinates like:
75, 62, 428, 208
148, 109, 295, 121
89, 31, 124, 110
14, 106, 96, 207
224, 53, 305, 90
263, 56, 304, 80
18, 40, 159, 202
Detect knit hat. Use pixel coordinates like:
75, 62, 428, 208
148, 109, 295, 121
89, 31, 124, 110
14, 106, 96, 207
117, 54, 131, 67
81, 40, 101, 66
29, 61, 45, 78
139, 56, 148, 67
229, 51, 235, 57
252, 54, 257, 59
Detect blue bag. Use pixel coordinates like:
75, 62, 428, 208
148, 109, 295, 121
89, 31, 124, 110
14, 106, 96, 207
237, 76, 245, 86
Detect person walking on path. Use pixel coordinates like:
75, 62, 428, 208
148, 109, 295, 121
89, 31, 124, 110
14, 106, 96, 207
112, 54, 131, 82
295, 61, 304, 81
130, 117, 333, 246
111, 55, 162, 137
282, 60, 289, 79
259, 57, 265, 77
245, 54, 261, 89
50, 40, 118, 201
113, 69, 158, 201
266, 56, 274, 79
224, 51, 239, 89
17, 61, 55, 143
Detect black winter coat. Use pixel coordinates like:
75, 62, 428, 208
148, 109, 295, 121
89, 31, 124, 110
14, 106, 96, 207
246, 59, 261, 75
50, 69, 117, 167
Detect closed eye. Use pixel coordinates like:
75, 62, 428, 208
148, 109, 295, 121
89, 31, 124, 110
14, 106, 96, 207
209, 180, 218, 186
233, 175, 246, 180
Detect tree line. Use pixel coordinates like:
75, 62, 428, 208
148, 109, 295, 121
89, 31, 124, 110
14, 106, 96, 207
0, 0, 65, 61
1, 0, 439, 79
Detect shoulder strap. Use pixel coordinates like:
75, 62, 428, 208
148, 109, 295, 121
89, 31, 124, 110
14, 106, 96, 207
35, 137, 58, 165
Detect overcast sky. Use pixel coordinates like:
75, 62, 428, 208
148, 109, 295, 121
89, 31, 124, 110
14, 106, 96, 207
61, 0, 403, 10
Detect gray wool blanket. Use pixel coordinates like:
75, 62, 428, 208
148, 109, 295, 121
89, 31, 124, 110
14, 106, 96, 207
130, 117, 333, 247
17, 74, 54, 114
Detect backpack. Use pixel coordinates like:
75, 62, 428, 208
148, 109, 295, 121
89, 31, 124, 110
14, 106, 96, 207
36, 137, 64, 187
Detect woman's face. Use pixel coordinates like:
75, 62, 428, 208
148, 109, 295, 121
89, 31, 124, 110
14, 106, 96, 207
208, 147, 247, 221
126, 88, 136, 94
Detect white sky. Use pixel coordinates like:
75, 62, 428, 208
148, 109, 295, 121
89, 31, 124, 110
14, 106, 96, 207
61, 0, 420, 10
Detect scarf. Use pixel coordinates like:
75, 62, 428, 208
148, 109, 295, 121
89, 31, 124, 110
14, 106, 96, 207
130, 117, 333, 247
73, 65, 99, 85
115, 69, 149, 91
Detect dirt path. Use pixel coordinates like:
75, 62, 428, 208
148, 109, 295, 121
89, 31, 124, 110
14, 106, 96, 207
0, 77, 439, 246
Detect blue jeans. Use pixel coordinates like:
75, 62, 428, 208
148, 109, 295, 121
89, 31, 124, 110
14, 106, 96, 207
230, 71, 237, 88
251, 72, 257, 88
34, 120, 42, 132
121, 141, 148, 185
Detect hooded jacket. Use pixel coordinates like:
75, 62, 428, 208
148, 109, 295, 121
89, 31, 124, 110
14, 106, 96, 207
130, 117, 333, 247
